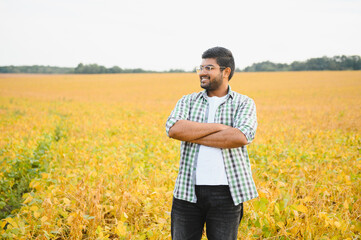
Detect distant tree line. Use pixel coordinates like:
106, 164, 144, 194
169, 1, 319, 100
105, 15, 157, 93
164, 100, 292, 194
243, 55, 361, 72
0, 65, 74, 74
0, 63, 162, 74
73, 63, 161, 74
1, 55, 360, 74
0, 63, 190, 74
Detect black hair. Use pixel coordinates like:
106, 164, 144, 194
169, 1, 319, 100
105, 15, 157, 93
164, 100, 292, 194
202, 46, 235, 81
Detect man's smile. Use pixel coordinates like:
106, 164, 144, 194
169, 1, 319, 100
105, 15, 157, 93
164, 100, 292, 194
200, 76, 209, 83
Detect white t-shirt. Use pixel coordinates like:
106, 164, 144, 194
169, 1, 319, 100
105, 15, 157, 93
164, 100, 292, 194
196, 95, 229, 185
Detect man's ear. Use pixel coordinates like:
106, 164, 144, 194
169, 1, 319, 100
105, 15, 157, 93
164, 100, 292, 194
223, 67, 231, 80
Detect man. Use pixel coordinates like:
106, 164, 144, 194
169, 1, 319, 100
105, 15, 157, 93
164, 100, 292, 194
165, 47, 258, 240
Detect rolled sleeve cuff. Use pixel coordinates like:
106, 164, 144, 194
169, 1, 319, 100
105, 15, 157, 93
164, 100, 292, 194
237, 126, 255, 144
165, 117, 178, 137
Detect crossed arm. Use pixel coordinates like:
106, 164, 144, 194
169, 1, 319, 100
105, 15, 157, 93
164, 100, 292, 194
168, 120, 248, 148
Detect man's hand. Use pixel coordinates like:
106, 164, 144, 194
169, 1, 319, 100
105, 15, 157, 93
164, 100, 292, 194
168, 120, 248, 148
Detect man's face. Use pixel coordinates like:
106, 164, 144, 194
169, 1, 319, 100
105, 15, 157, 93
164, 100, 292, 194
198, 58, 224, 91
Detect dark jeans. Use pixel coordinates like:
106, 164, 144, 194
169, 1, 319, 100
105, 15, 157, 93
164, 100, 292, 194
171, 185, 243, 240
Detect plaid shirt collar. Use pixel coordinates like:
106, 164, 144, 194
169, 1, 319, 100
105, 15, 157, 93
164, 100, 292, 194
199, 85, 235, 101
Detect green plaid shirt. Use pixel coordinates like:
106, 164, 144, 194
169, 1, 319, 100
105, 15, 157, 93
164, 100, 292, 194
166, 86, 258, 205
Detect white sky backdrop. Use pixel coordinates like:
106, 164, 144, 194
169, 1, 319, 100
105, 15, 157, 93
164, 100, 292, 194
1, 0, 360, 71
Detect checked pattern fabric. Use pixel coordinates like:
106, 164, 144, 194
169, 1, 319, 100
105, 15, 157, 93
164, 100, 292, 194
166, 87, 258, 205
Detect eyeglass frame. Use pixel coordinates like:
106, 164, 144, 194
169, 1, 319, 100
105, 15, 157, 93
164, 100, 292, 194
196, 65, 228, 74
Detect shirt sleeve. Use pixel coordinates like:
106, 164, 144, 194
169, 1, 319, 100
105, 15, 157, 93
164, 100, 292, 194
233, 97, 257, 144
165, 95, 191, 137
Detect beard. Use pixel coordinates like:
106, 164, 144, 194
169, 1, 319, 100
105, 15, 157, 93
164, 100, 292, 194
200, 73, 223, 91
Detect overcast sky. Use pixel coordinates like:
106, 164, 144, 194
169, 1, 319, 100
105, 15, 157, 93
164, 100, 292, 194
1, 0, 360, 71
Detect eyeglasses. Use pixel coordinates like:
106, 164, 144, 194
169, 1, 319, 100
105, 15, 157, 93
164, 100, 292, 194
196, 65, 227, 74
